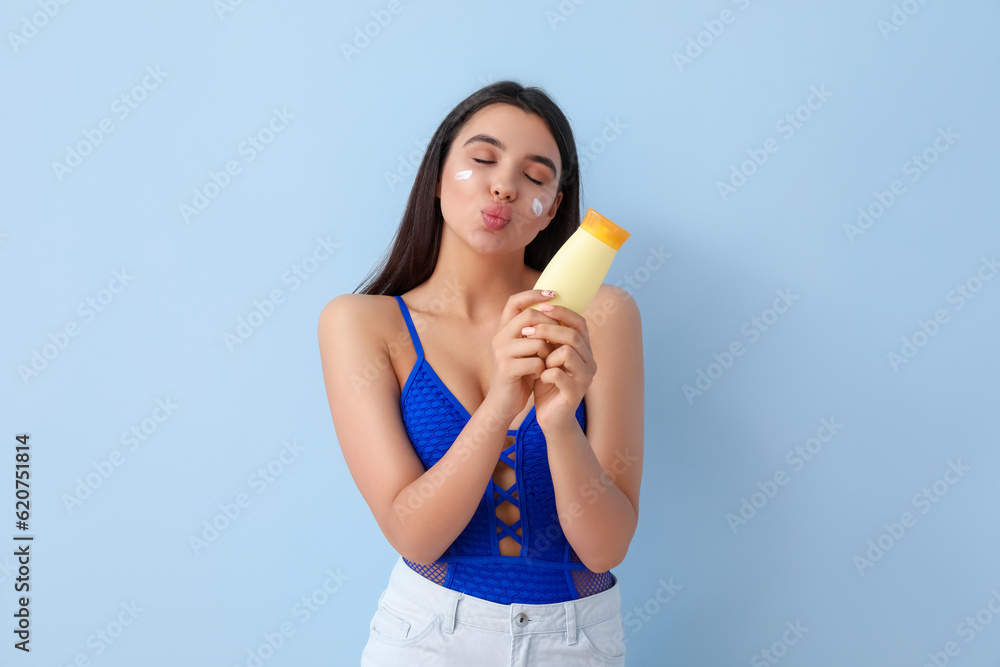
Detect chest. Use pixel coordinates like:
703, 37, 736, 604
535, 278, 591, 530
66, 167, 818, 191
393, 316, 534, 425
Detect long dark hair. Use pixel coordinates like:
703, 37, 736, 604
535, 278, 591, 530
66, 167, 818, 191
356, 80, 581, 296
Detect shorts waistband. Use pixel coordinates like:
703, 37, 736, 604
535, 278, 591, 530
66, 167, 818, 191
384, 556, 620, 640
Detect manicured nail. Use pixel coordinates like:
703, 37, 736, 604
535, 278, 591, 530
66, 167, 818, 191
539, 304, 554, 312
521, 326, 535, 336
540, 289, 557, 297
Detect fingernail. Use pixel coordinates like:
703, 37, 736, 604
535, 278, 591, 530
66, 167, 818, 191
539, 304, 554, 312
521, 326, 536, 336
540, 290, 557, 297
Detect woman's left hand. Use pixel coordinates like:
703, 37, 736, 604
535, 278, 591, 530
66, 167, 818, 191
521, 303, 597, 430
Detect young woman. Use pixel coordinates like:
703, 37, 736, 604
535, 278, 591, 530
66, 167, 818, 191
318, 81, 644, 665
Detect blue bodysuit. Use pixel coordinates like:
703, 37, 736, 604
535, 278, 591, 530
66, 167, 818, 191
393, 295, 614, 604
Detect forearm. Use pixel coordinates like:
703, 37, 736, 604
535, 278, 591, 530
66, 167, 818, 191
388, 397, 512, 563
544, 418, 638, 572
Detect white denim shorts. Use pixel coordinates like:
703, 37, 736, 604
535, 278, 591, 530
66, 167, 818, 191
360, 556, 626, 666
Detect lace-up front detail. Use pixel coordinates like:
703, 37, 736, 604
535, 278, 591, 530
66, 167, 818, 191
493, 442, 522, 551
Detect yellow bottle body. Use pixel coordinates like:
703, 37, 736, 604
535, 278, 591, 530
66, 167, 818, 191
530, 209, 629, 315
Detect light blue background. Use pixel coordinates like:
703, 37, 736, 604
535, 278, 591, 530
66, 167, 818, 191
3, 1, 999, 665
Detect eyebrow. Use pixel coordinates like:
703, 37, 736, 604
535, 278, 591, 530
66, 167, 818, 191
462, 133, 558, 179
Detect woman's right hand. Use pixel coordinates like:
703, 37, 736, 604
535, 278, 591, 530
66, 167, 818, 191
485, 289, 559, 423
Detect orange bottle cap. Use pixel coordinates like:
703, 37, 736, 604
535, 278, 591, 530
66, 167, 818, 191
580, 209, 630, 250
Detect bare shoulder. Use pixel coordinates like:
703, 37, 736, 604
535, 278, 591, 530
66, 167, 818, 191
586, 284, 641, 334
318, 293, 408, 366
318, 293, 397, 337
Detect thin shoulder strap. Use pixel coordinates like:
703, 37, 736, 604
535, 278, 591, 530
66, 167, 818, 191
393, 295, 424, 360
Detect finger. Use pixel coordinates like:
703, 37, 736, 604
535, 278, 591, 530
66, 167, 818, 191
544, 344, 583, 372
501, 357, 546, 383
531, 303, 588, 334
500, 306, 559, 339
503, 336, 554, 361
524, 324, 586, 354
538, 367, 575, 397
521, 325, 592, 368
500, 289, 559, 325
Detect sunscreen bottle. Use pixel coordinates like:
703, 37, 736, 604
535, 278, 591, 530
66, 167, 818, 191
531, 209, 630, 315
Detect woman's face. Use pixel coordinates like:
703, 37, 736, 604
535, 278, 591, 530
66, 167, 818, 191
436, 103, 564, 255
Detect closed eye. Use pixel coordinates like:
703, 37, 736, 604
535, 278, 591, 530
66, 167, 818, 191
473, 158, 544, 186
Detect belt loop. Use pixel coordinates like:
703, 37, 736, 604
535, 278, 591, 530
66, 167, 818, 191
441, 594, 459, 634
565, 602, 578, 646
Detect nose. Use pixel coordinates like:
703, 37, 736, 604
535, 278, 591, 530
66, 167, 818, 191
491, 169, 516, 201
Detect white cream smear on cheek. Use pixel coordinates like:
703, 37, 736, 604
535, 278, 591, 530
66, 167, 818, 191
454, 170, 473, 180
532, 198, 544, 217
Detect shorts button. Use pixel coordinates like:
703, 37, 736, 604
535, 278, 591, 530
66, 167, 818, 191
514, 612, 528, 627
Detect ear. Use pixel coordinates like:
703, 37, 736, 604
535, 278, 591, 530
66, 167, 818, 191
547, 190, 564, 220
